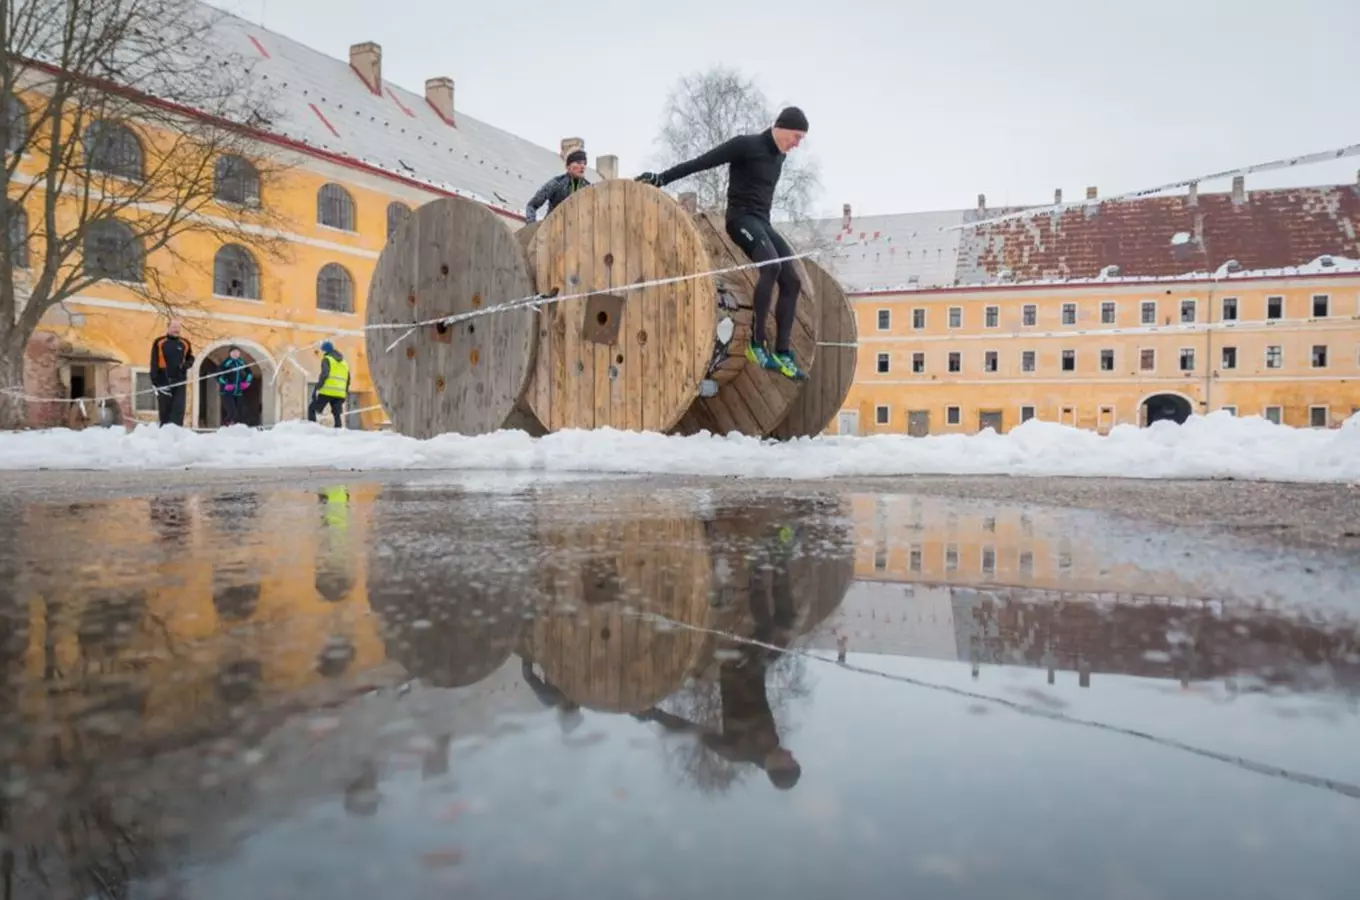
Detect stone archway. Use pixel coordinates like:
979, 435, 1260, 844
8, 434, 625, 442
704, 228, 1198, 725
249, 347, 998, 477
191, 339, 278, 428
1141, 392, 1193, 426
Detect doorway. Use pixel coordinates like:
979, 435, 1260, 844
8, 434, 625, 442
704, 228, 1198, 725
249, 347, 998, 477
837, 410, 859, 436
978, 410, 1003, 433
1142, 393, 1192, 426
907, 410, 930, 437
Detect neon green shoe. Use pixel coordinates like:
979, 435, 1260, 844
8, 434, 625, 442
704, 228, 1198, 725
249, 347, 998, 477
771, 350, 808, 381
746, 341, 779, 370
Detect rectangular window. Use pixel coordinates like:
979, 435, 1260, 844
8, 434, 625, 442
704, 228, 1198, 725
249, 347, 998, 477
1062, 303, 1077, 325
1140, 348, 1155, 371
1310, 406, 1329, 428
1221, 405, 1237, 416
1061, 350, 1075, 372
1222, 297, 1238, 321
1267, 296, 1283, 320
948, 306, 962, 328
1021, 350, 1036, 372
945, 545, 959, 571
874, 545, 887, 571
946, 406, 961, 425
912, 308, 926, 329
1020, 405, 1035, 422
1180, 299, 1196, 323
876, 352, 890, 374
875, 405, 889, 425
1022, 304, 1036, 326
912, 352, 925, 374
1101, 301, 1116, 324
909, 545, 922, 572
1265, 346, 1282, 369
1312, 345, 1328, 368
1221, 346, 1237, 369
1264, 406, 1282, 425
985, 306, 999, 328
133, 371, 157, 413
1313, 294, 1329, 317
1179, 348, 1195, 372
984, 351, 998, 373
877, 309, 891, 330
1019, 551, 1034, 576
982, 546, 996, 576
948, 352, 961, 373
1100, 349, 1114, 371
1141, 301, 1157, 324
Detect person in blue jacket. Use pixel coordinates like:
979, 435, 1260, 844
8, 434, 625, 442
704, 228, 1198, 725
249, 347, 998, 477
216, 345, 254, 427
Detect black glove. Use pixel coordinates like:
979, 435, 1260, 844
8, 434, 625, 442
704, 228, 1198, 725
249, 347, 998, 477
635, 172, 664, 187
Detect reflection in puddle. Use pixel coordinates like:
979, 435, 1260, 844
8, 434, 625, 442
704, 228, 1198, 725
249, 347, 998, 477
0, 481, 1356, 898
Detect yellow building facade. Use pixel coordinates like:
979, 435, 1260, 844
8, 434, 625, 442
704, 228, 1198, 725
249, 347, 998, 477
843, 271, 1360, 435
13, 9, 602, 431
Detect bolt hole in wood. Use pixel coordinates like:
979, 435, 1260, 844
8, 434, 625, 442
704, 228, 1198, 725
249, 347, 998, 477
597, 311, 609, 326
637, 330, 648, 346
435, 377, 445, 392
432, 321, 452, 344
615, 354, 623, 365
469, 348, 480, 366
407, 291, 416, 306
440, 263, 449, 276
405, 347, 416, 359
471, 294, 482, 307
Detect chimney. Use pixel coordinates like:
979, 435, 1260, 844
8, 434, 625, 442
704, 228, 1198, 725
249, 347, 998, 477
842, 203, 852, 231
349, 42, 382, 95
678, 192, 698, 214
560, 137, 584, 160
1232, 175, 1246, 205
1085, 186, 1097, 200
977, 193, 986, 212
425, 77, 455, 125
595, 154, 618, 180
1187, 181, 1198, 207
1054, 188, 1062, 205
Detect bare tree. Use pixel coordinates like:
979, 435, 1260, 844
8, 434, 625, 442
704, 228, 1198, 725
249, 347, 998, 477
0, 0, 295, 429
652, 65, 823, 230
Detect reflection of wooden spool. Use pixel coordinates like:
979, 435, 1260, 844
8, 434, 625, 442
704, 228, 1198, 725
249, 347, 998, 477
365, 196, 538, 438
520, 492, 714, 712
672, 213, 819, 437
523, 180, 715, 433
770, 258, 857, 439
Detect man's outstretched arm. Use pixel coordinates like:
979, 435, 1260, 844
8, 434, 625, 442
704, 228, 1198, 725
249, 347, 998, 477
643, 135, 752, 187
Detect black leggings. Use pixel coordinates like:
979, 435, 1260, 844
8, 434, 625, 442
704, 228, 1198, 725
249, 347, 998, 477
726, 214, 800, 354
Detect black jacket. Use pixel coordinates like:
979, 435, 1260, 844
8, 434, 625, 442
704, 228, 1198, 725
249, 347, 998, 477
657, 129, 785, 222
149, 334, 194, 388
525, 173, 591, 223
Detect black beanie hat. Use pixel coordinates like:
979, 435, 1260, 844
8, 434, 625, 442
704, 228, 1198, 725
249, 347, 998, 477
774, 106, 808, 132
565, 149, 587, 166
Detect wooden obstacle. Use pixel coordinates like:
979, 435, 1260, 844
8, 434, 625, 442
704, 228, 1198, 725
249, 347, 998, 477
769, 257, 858, 439
365, 195, 538, 438
368, 186, 856, 440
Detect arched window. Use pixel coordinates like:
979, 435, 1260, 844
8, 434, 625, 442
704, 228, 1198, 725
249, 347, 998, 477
386, 201, 411, 240
214, 154, 260, 205
83, 120, 144, 181
7, 204, 28, 269
5, 95, 27, 156
316, 263, 354, 312
84, 219, 143, 282
316, 184, 355, 231
213, 244, 260, 298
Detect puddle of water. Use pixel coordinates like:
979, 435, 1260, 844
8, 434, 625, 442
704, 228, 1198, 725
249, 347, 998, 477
0, 482, 1357, 899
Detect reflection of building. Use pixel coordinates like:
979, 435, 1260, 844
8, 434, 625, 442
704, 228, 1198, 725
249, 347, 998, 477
16, 2, 613, 430
803, 184, 1360, 435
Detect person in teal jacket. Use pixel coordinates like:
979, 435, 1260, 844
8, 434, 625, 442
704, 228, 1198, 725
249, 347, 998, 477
216, 345, 254, 427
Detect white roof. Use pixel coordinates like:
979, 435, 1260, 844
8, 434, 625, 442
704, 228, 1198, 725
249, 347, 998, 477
803, 208, 968, 293
204, 7, 589, 214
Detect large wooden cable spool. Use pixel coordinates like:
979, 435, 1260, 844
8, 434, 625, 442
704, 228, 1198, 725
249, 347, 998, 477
671, 212, 819, 437
365, 196, 538, 438
770, 258, 858, 439
523, 180, 716, 433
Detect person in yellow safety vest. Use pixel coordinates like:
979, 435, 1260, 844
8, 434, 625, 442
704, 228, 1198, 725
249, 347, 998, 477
309, 341, 350, 428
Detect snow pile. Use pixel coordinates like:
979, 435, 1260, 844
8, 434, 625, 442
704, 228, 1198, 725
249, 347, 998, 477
1, 411, 1358, 482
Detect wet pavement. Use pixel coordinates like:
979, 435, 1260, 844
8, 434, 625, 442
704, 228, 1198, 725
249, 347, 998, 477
1, 474, 1358, 899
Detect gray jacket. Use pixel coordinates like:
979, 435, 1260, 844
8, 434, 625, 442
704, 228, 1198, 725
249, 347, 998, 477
525, 173, 591, 223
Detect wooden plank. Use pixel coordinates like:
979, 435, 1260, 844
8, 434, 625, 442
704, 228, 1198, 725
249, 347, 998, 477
364, 196, 536, 438
608, 178, 630, 428
636, 185, 660, 430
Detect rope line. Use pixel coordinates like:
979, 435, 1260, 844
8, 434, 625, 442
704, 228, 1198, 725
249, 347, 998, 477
942, 139, 1360, 232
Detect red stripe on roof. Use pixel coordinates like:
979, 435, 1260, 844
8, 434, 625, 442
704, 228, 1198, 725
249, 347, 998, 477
386, 88, 416, 118
247, 35, 271, 58
308, 102, 340, 137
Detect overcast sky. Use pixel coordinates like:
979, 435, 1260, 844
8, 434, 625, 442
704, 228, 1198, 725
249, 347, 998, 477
210, 0, 1359, 218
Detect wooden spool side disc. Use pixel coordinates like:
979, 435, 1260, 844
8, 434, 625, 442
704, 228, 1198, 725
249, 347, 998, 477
524, 180, 716, 433
520, 489, 714, 713
365, 196, 537, 438
672, 213, 819, 437
770, 258, 858, 439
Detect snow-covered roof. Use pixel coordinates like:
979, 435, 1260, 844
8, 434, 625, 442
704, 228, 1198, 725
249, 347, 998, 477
201, 6, 589, 214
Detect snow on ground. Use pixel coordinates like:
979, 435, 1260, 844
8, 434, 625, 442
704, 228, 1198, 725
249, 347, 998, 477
1, 411, 1358, 482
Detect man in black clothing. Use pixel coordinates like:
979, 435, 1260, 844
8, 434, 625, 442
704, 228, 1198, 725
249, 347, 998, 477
636, 106, 810, 380
148, 319, 194, 427
525, 149, 591, 224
